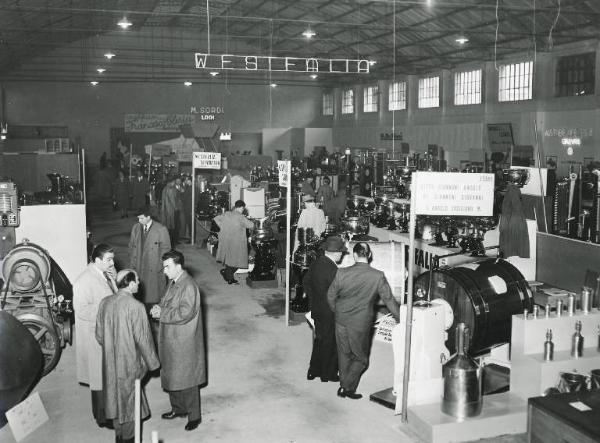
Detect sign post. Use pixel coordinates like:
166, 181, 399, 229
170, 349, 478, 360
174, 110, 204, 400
278, 160, 292, 326
191, 152, 222, 245
401, 171, 494, 423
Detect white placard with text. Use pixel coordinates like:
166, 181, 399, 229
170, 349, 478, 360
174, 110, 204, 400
192, 152, 221, 169
5, 392, 49, 441
413, 171, 494, 216
277, 160, 291, 187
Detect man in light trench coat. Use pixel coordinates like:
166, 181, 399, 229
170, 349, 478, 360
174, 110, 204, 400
213, 199, 254, 284
151, 250, 205, 432
96, 269, 160, 443
73, 243, 117, 427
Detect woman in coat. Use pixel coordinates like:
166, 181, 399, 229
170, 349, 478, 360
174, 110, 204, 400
213, 200, 255, 284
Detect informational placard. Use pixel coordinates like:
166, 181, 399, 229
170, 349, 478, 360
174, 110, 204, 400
277, 160, 290, 187
192, 152, 221, 169
413, 171, 494, 216
124, 114, 194, 132
5, 392, 49, 441
374, 314, 397, 343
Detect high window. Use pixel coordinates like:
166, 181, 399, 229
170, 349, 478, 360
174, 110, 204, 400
498, 61, 533, 102
322, 92, 334, 115
454, 69, 482, 105
342, 88, 354, 114
418, 76, 440, 108
555, 52, 595, 97
388, 81, 407, 111
363, 85, 379, 113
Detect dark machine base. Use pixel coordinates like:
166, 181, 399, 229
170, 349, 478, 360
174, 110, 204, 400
369, 387, 395, 409
246, 277, 278, 288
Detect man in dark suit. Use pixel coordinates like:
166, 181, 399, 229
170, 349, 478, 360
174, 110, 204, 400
303, 236, 347, 383
327, 242, 400, 399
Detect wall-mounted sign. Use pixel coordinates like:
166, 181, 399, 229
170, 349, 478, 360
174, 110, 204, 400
380, 132, 402, 141
193, 152, 221, 169
561, 137, 582, 146
194, 53, 370, 74
190, 106, 224, 114
544, 128, 593, 138
277, 160, 291, 187
413, 171, 494, 216
125, 114, 194, 132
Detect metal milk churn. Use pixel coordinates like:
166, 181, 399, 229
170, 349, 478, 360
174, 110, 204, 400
441, 322, 483, 418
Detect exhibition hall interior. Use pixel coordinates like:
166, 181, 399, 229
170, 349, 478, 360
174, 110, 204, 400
2, 1, 600, 442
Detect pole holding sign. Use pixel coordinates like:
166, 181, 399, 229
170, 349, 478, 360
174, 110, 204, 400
277, 160, 292, 326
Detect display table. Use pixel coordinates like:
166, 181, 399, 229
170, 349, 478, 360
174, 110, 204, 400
528, 391, 600, 443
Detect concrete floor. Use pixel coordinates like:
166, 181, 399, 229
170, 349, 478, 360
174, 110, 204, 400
0, 201, 528, 443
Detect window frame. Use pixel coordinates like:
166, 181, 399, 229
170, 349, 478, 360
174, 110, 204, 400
341, 88, 354, 115
363, 85, 379, 113
454, 69, 482, 106
498, 60, 533, 102
388, 81, 407, 111
418, 76, 440, 109
555, 52, 595, 97
322, 92, 334, 116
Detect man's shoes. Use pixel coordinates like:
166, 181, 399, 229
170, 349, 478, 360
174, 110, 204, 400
161, 410, 187, 419
185, 418, 201, 431
329, 374, 340, 382
337, 387, 363, 400
219, 269, 228, 281
228, 279, 239, 285
307, 370, 316, 380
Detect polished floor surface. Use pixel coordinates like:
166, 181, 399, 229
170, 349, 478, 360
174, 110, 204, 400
0, 201, 527, 443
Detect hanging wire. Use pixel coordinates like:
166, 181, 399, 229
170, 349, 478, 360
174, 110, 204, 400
269, 19, 273, 128
532, 0, 537, 64
494, 0, 499, 71
547, 0, 561, 50
206, 0, 211, 54
392, 0, 396, 157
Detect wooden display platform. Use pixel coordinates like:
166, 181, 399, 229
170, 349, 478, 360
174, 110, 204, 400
407, 392, 527, 443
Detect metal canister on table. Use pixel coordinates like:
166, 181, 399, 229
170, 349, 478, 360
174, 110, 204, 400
581, 287, 592, 314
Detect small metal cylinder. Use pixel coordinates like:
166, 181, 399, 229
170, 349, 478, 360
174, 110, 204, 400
543, 329, 554, 361
582, 288, 592, 314
556, 300, 563, 317
572, 321, 584, 358
545, 304, 550, 318
523, 308, 529, 319
533, 305, 539, 319
567, 294, 575, 315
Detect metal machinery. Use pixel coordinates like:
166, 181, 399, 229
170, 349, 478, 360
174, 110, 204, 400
290, 227, 319, 312
1, 240, 73, 376
0, 182, 72, 377
248, 216, 279, 282
552, 164, 600, 242
27, 173, 84, 205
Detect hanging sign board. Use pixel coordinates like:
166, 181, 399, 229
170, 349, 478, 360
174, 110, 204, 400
192, 152, 221, 169
124, 114, 194, 132
413, 171, 494, 216
277, 160, 290, 187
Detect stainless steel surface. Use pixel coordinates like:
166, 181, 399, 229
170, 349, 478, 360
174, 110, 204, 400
567, 293, 575, 316
556, 300, 563, 317
543, 329, 554, 361
581, 288, 592, 314
441, 323, 483, 419
532, 305, 539, 319
571, 320, 584, 358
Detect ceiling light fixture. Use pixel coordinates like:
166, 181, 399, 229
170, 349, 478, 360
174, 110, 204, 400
209, 71, 219, 77
184, 81, 192, 86
104, 52, 116, 59
310, 74, 318, 79
270, 83, 277, 88
455, 36, 469, 45
117, 17, 132, 29
302, 26, 316, 39
369, 60, 377, 66
90, 81, 99, 86
97, 68, 106, 73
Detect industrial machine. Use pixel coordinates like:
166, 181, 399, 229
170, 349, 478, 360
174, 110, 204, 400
248, 217, 278, 282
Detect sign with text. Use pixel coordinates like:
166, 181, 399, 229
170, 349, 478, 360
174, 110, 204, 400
277, 160, 291, 187
125, 114, 195, 132
374, 314, 397, 343
193, 152, 221, 169
5, 392, 49, 441
195, 53, 370, 74
413, 172, 494, 216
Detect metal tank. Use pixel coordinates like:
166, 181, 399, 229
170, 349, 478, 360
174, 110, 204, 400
441, 322, 483, 419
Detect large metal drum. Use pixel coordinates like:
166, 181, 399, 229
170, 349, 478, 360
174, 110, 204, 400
341, 216, 370, 235
414, 258, 532, 356
2, 242, 51, 292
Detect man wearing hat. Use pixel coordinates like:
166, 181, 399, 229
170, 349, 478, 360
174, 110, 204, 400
303, 236, 347, 383
96, 269, 160, 443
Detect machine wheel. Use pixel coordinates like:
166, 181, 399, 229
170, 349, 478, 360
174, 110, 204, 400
16, 313, 61, 376
60, 315, 72, 346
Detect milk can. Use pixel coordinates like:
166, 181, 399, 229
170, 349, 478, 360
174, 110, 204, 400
441, 322, 483, 418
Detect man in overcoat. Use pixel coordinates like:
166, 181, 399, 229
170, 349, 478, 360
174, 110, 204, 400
327, 242, 400, 399
161, 176, 183, 245
128, 206, 171, 306
96, 269, 160, 443
213, 199, 254, 284
303, 236, 346, 383
150, 250, 205, 432
130, 169, 151, 210
73, 243, 117, 427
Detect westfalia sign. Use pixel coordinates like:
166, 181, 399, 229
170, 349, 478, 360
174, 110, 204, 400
194, 53, 371, 74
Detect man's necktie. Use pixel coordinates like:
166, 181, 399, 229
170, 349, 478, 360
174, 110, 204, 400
103, 272, 116, 294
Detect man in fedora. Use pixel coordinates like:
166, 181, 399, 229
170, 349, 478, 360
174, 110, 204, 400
303, 236, 347, 383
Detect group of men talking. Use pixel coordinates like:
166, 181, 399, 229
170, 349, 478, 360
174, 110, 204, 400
72, 206, 206, 443
304, 237, 400, 399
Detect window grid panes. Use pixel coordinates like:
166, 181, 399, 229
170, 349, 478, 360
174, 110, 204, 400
322, 92, 334, 115
555, 52, 595, 97
363, 85, 379, 113
454, 69, 482, 105
342, 88, 354, 114
418, 76, 440, 108
388, 81, 407, 111
498, 61, 533, 102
